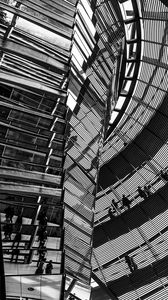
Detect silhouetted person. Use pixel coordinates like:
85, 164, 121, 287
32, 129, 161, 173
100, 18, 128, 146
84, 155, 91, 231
108, 207, 115, 220
37, 251, 46, 266
39, 212, 48, 228
122, 195, 131, 209
160, 170, 168, 181
3, 223, 13, 240
111, 199, 119, 213
35, 263, 44, 275
125, 254, 137, 273
13, 232, 21, 248
137, 186, 147, 200
4, 206, 14, 222
38, 229, 47, 243
37, 245, 47, 265
15, 215, 23, 231
11, 248, 19, 263
39, 240, 46, 248
45, 260, 53, 274
38, 245, 47, 256
36, 258, 46, 272
144, 185, 152, 197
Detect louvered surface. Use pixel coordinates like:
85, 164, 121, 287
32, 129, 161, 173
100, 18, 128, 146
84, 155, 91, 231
95, 184, 168, 241
65, 233, 91, 260
94, 204, 168, 298
65, 256, 91, 283
64, 210, 92, 241
91, 0, 168, 299
65, 247, 90, 268
100, 4, 168, 172
64, 159, 95, 193
0, 1, 76, 298
99, 96, 168, 189
93, 231, 168, 284
2, 0, 168, 298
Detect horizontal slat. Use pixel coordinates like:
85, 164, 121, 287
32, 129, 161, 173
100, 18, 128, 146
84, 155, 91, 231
0, 181, 62, 197
0, 166, 62, 185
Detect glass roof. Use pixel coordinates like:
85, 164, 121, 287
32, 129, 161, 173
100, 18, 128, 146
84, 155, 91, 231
1, 0, 168, 300
93, 1, 168, 300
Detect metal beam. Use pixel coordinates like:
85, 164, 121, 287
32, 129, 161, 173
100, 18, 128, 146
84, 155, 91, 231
0, 181, 62, 197
17, 0, 74, 27
23, 0, 76, 15
0, 99, 53, 119
0, 72, 67, 97
0, 2, 72, 39
64, 278, 77, 299
0, 166, 61, 185
106, 0, 142, 137
0, 38, 68, 74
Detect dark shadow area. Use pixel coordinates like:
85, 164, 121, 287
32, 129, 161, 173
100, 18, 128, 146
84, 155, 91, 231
107, 254, 168, 297
99, 93, 168, 189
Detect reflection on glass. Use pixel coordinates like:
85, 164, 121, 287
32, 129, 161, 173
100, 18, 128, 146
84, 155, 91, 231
15, 17, 70, 50
6, 275, 63, 300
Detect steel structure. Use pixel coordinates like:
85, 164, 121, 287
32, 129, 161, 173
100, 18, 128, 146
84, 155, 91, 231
0, 1, 168, 300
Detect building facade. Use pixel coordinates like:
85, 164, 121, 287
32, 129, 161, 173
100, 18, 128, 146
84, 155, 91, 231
0, 0, 168, 300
